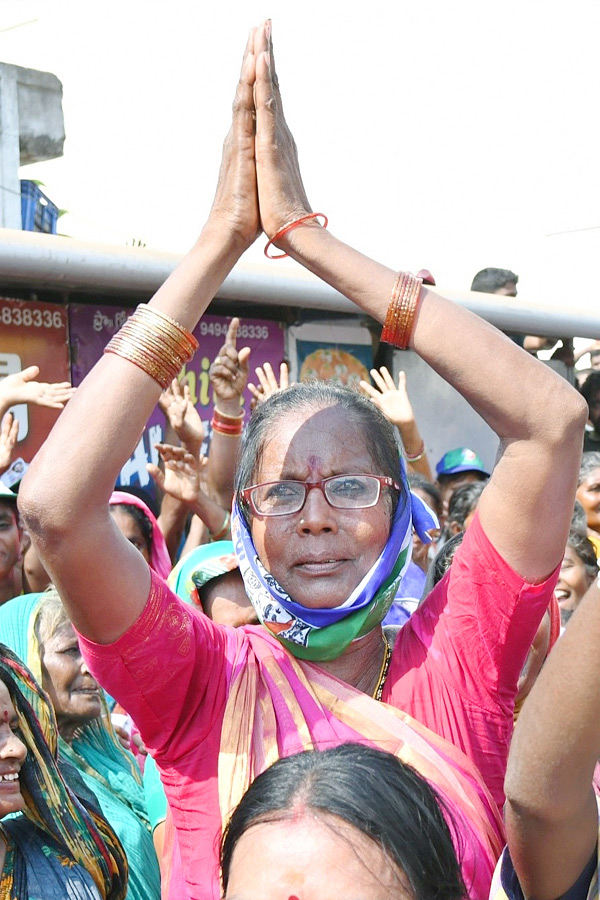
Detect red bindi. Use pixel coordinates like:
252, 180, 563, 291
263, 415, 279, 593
306, 455, 322, 477
2, 710, 8, 723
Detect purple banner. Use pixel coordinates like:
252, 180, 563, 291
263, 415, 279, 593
68, 305, 285, 488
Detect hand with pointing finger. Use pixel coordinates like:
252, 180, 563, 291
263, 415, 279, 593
209, 317, 251, 416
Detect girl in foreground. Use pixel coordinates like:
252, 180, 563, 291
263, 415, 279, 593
221, 743, 465, 900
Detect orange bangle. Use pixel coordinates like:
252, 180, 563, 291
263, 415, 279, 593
381, 272, 424, 349
211, 419, 243, 436
264, 212, 328, 259
213, 407, 244, 426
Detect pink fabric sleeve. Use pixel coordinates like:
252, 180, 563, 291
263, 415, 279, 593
385, 511, 559, 808
77, 569, 232, 762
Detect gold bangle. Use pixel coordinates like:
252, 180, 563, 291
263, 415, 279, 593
213, 406, 245, 424
103, 304, 198, 390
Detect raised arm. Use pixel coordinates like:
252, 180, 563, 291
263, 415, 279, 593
206, 317, 249, 508
359, 367, 433, 481
18, 29, 261, 643
503, 577, 600, 899
253, 23, 586, 583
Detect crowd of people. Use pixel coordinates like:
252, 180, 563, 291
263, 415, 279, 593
0, 19, 599, 900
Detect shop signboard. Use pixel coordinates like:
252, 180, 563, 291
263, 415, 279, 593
69, 305, 285, 488
287, 321, 374, 388
0, 297, 69, 470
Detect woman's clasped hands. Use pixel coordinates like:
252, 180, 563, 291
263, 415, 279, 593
209, 21, 316, 259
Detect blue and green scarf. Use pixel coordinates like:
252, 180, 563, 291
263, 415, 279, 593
232, 475, 437, 662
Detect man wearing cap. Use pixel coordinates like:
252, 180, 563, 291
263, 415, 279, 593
435, 447, 490, 528
0, 484, 23, 605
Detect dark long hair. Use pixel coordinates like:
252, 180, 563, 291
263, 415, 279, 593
221, 743, 466, 900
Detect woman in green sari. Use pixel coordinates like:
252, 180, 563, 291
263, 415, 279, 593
0, 593, 160, 900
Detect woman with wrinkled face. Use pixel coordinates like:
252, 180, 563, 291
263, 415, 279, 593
19, 21, 586, 900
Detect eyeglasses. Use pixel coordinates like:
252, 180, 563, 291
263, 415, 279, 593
239, 474, 400, 517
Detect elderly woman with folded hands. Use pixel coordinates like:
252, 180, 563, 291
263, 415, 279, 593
18, 22, 586, 900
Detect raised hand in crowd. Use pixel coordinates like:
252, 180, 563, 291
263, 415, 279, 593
0, 412, 19, 475
209, 317, 250, 415
158, 378, 204, 458
248, 360, 289, 409
157, 379, 205, 559
148, 442, 230, 542
207, 317, 248, 508
359, 367, 432, 480
0, 365, 75, 417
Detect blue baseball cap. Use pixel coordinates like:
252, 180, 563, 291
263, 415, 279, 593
435, 448, 489, 478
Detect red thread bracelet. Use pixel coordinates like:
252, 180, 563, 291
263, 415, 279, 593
264, 212, 328, 259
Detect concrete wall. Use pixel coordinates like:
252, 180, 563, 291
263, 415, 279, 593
393, 350, 573, 477
0, 63, 64, 228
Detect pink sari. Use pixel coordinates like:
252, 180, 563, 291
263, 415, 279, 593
217, 626, 505, 900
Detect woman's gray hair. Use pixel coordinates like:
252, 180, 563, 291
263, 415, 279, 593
578, 451, 600, 485
567, 528, 598, 581
235, 381, 406, 524
34, 587, 71, 649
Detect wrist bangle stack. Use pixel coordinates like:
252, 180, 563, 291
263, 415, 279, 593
381, 272, 424, 349
264, 212, 328, 260
104, 304, 198, 390
405, 441, 426, 463
211, 407, 244, 436
210, 510, 231, 541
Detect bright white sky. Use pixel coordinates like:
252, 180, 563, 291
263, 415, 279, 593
2, 0, 600, 314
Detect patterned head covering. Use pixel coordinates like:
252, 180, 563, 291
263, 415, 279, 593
109, 491, 171, 579
233, 460, 438, 662
168, 541, 238, 607
0, 644, 127, 899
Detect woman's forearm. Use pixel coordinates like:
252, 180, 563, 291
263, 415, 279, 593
206, 429, 241, 508
504, 579, 600, 900
188, 492, 230, 538
397, 420, 432, 481
21, 226, 246, 523
280, 224, 587, 581
282, 225, 580, 442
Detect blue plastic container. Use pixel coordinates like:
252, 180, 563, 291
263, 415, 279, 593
20, 180, 59, 234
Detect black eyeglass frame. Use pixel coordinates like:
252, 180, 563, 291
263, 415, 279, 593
239, 474, 401, 517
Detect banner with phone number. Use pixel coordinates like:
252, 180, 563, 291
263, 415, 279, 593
0, 297, 70, 466
68, 305, 285, 488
